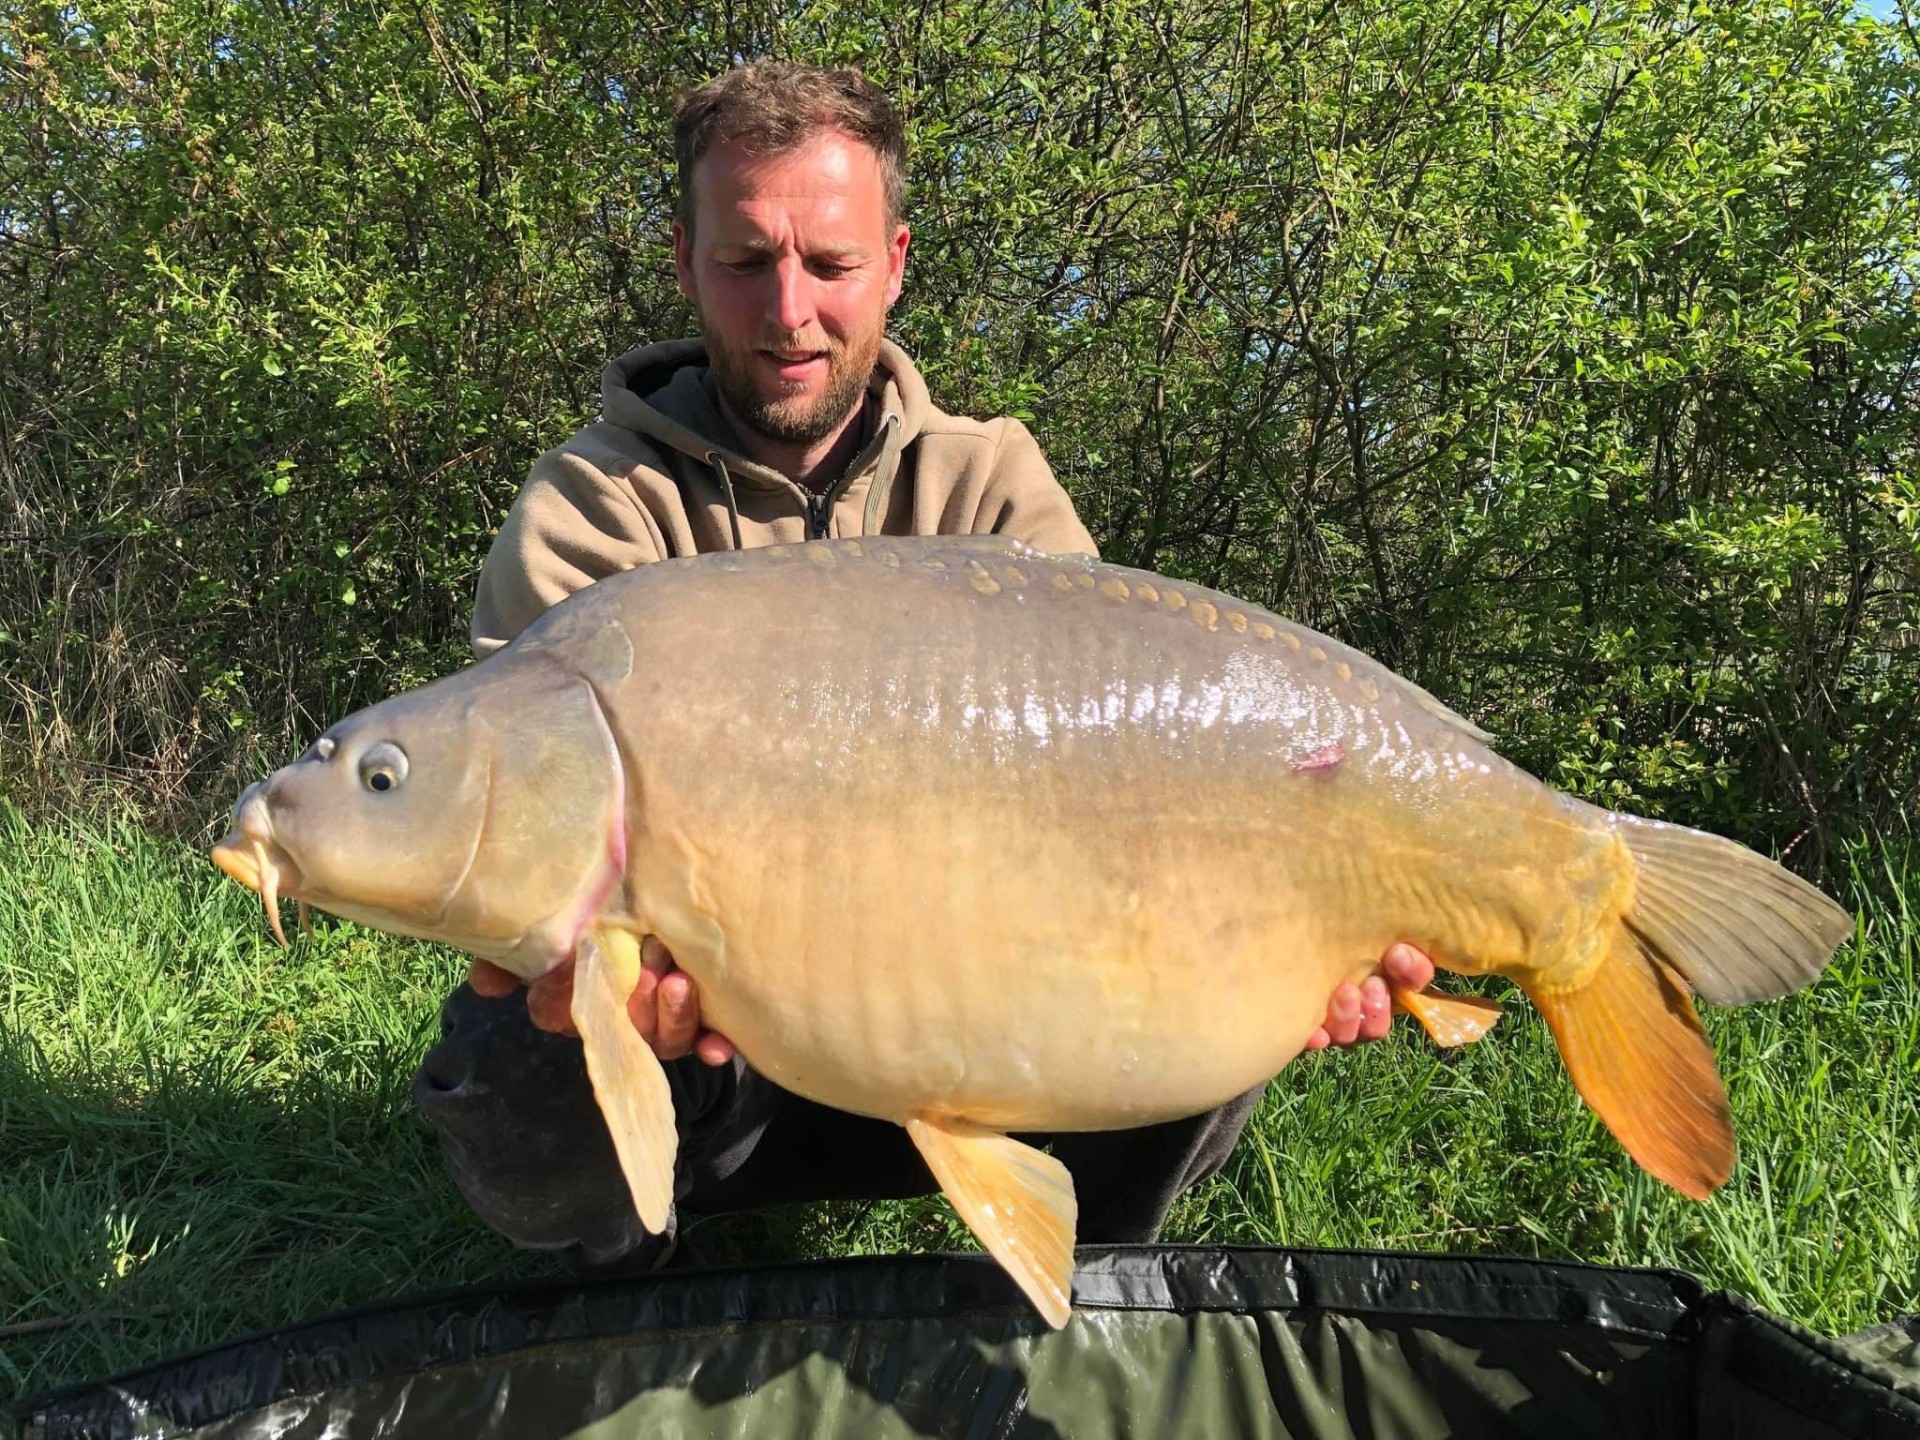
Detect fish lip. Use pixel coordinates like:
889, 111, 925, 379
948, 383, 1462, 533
210, 830, 306, 897
211, 834, 260, 888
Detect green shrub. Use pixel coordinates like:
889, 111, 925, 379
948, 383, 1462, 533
4, 0, 1916, 864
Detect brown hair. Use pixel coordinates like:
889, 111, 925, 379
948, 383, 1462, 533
673, 62, 907, 232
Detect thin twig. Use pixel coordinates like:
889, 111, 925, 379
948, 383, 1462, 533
0, 1309, 166, 1340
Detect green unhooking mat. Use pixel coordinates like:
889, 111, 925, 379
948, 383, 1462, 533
12, 1247, 1920, 1438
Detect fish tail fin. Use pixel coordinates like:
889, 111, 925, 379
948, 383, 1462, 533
1525, 930, 1734, 1200
1612, 816, 1854, 1005
1524, 819, 1853, 1201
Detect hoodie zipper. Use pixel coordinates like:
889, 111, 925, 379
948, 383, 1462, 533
804, 489, 832, 540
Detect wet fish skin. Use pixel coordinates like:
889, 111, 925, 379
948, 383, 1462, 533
561, 537, 1619, 1130
212, 535, 1853, 1329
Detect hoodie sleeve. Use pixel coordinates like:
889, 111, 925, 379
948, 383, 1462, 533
470, 446, 667, 659
978, 419, 1100, 559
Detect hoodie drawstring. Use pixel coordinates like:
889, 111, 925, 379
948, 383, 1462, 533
861, 412, 905, 537
709, 410, 901, 547
707, 450, 745, 552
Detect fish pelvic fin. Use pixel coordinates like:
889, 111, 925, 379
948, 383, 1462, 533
1613, 815, 1854, 1005
906, 1114, 1077, 1329
1526, 930, 1733, 1200
571, 929, 677, 1234
1393, 987, 1503, 1047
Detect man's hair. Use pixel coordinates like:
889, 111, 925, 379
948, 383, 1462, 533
673, 62, 907, 232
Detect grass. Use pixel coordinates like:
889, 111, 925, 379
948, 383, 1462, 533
1, 798, 1915, 1404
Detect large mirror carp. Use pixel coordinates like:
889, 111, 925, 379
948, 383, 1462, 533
213, 536, 1853, 1327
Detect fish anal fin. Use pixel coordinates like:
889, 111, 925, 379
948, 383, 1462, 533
1527, 933, 1733, 1201
906, 1113, 1078, 1329
1394, 987, 1504, 1047
572, 929, 677, 1234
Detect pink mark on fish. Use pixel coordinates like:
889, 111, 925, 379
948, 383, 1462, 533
1292, 744, 1345, 775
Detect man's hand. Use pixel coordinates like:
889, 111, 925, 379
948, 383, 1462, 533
1303, 942, 1436, 1050
467, 939, 737, 1067
474, 937, 1435, 1065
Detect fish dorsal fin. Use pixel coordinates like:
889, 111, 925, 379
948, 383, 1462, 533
906, 1113, 1078, 1329
571, 929, 677, 1234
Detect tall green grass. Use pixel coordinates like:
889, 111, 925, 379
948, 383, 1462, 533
1, 801, 1915, 1402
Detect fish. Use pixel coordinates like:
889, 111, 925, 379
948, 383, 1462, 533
212, 536, 1853, 1328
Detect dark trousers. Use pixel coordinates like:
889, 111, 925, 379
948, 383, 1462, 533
413, 983, 1267, 1268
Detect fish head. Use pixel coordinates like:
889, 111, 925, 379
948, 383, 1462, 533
212, 655, 627, 978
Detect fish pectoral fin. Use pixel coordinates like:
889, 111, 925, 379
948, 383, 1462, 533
906, 1113, 1078, 1330
571, 929, 677, 1234
1393, 987, 1504, 1047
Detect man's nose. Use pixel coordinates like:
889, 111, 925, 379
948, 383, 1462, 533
767, 257, 815, 334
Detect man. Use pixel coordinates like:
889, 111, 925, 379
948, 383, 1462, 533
414, 61, 1434, 1269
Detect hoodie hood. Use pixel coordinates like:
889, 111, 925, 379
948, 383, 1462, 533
598, 337, 930, 546
470, 332, 1097, 657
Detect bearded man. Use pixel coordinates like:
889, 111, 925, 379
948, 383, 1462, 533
414, 61, 1434, 1270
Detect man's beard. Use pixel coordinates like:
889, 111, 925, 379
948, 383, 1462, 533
702, 316, 883, 447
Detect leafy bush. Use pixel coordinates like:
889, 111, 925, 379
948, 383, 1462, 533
4, 0, 1916, 864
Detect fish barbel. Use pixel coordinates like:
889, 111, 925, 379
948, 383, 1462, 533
212, 537, 1852, 1327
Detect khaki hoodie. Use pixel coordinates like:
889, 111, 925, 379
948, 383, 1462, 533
470, 338, 1097, 658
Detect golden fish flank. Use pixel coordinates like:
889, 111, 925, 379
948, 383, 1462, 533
212, 534, 1853, 1332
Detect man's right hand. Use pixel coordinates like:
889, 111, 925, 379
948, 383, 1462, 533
468, 939, 737, 1067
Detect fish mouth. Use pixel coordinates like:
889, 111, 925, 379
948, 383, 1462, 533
212, 801, 309, 947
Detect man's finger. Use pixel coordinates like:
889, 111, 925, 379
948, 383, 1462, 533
1323, 982, 1362, 1047
628, 966, 660, 1045
467, 958, 524, 998
641, 935, 675, 977
694, 1031, 736, 1067
1381, 942, 1436, 992
527, 964, 577, 1036
1356, 975, 1393, 1042
656, 971, 699, 1059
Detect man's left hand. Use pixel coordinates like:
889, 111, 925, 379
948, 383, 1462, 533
1304, 943, 1436, 1051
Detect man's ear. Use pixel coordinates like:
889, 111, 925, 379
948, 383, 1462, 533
885, 222, 910, 309
672, 218, 697, 303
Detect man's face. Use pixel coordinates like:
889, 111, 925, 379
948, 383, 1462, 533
674, 129, 909, 447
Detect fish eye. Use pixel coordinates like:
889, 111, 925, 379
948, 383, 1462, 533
360, 742, 409, 794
